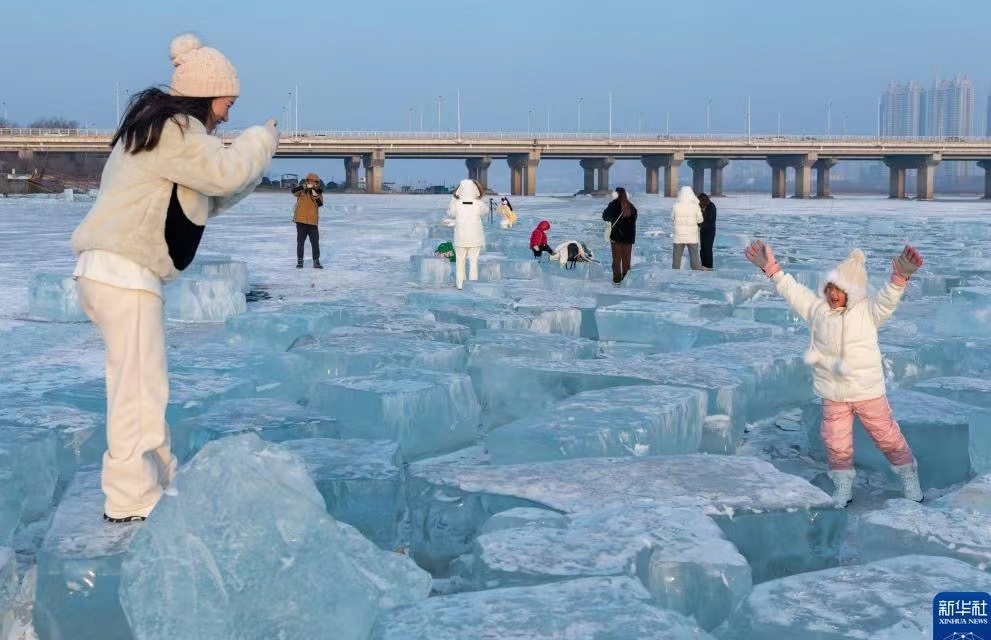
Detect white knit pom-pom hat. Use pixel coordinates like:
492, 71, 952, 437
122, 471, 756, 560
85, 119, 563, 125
169, 33, 240, 98
824, 248, 868, 302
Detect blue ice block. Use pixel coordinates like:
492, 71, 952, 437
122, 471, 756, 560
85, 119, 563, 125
186, 257, 249, 293
466, 329, 599, 365
409, 453, 843, 583
0, 547, 17, 634
858, 498, 991, 571
34, 470, 141, 640
309, 367, 480, 459
171, 397, 339, 462
118, 436, 431, 640
933, 474, 991, 513
486, 385, 707, 464
164, 275, 246, 323
282, 438, 405, 549
291, 334, 467, 378
0, 425, 59, 545
913, 376, 991, 409
409, 254, 453, 285
803, 389, 990, 487
27, 273, 88, 323
718, 555, 991, 639
371, 577, 716, 640
453, 505, 751, 631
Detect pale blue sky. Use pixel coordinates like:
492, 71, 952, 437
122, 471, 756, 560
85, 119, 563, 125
2, 0, 987, 186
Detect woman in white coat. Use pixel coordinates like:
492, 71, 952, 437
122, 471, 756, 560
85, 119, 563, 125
671, 186, 704, 270
70, 34, 279, 522
445, 179, 486, 289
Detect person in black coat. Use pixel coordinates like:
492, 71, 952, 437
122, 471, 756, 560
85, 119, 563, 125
602, 187, 638, 284
698, 192, 717, 270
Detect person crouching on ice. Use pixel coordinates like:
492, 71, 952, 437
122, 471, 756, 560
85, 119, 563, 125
551, 240, 596, 269
444, 179, 486, 290
744, 240, 925, 507
530, 220, 553, 259
498, 197, 517, 229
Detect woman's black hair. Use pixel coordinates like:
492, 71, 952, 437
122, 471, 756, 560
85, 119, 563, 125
616, 187, 632, 217
111, 87, 214, 154
503, 197, 513, 211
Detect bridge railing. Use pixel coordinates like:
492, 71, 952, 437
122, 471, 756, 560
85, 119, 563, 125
2, 128, 990, 146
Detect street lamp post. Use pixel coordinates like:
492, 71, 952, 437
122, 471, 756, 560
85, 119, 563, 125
527, 108, 534, 135
408, 107, 413, 131
608, 92, 613, 139
826, 99, 833, 136
578, 97, 583, 132
437, 95, 443, 131
706, 99, 712, 134
746, 96, 751, 141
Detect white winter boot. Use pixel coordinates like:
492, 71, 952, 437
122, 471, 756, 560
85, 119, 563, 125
892, 462, 924, 502
827, 469, 855, 507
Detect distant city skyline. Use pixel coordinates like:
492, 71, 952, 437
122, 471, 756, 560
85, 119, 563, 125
3, 0, 989, 185
881, 76, 976, 138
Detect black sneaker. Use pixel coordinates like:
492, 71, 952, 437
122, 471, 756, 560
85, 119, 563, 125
296, 262, 303, 269
104, 513, 146, 523
313, 261, 323, 269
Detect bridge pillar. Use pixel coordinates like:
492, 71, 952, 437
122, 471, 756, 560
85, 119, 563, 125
344, 156, 362, 191
770, 167, 787, 198
884, 155, 940, 200
767, 154, 817, 198
597, 157, 614, 194
582, 164, 595, 193
465, 157, 492, 192
978, 160, 991, 199
795, 165, 812, 199
710, 158, 729, 197
643, 161, 659, 194
508, 151, 540, 196
688, 161, 705, 195
888, 166, 906, 199
363, 150, 385, 194
916, 165, 934, 201
579, 158, 614, 194
687, 158, 729, 196
814, 158, 838, 198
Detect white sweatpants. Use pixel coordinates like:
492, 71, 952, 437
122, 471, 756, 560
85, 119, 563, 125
455, 246, 481, 289
77, 277, 177, 518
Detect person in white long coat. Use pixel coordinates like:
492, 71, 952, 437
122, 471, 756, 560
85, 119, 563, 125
671, 186, 704, 270
444, 179, 486, 289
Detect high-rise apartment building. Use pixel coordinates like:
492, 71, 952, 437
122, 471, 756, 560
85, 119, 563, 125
921, 76, 974, 138
880, 81, 924, 137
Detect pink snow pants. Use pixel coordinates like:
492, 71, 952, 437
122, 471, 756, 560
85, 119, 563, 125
821, 395, 915, 471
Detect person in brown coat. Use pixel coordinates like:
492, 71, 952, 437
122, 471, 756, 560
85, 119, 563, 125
293, 172, 323, 268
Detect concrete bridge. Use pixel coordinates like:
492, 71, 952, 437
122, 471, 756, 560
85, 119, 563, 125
3, 128, 991, 200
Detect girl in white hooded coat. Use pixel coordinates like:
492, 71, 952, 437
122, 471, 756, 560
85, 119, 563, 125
671, 186, 704, 270
445, 179, 486, 289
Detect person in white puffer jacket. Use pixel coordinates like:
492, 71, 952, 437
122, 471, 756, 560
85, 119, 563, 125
444, 179, 486, 289
670, 186, 704, 270
745, 240, 926, 508
70, 34, 279, 523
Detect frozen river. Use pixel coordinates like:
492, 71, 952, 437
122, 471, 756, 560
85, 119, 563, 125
1, 190, 991, 639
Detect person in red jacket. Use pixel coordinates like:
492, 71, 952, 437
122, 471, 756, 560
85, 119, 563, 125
530, 220, 552, 259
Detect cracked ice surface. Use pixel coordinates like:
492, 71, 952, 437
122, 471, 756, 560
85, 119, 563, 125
4, 192, 991, 637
